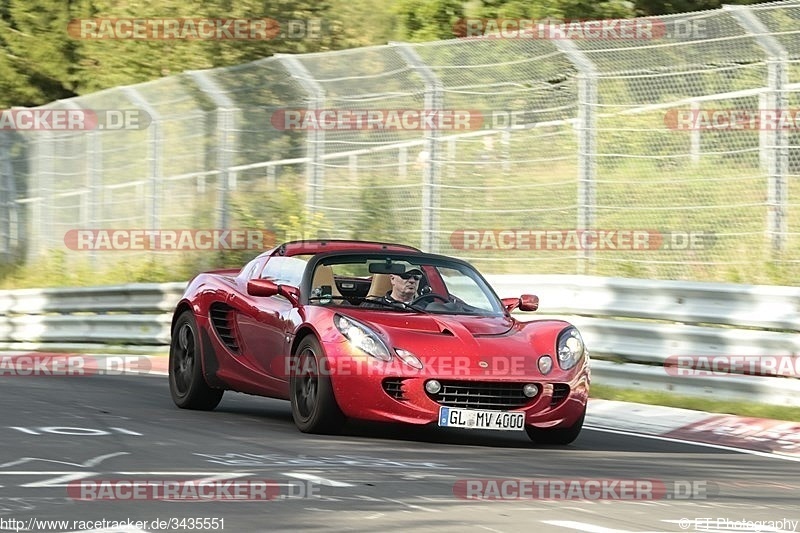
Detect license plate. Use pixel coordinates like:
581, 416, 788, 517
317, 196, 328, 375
438, 407, 525, 431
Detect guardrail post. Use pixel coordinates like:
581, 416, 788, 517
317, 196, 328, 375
123, 88, 163, 232
726, 5, 789, 254
392, 43, 443, 253
553, 40, 598, 274
276, 55, 325, 220
187, 71, 236, 230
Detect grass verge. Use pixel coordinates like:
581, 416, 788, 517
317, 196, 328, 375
590, 383, 800, 423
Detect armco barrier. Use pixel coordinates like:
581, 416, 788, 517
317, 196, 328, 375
0, 282, 185, 349
0, 276, 798, 405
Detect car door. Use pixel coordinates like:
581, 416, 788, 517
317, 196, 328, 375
234, 256, 307, 390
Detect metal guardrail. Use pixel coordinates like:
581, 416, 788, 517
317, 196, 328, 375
1, 276, 798, 405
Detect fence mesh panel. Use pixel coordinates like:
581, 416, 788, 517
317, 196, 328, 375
2, 1, 799, 283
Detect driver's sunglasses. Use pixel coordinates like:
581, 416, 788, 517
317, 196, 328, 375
398, 273, 422, 281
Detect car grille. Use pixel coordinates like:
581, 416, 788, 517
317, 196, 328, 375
551, 383, 570, 406
209, 303, 239, 353
426, 380, 537, 410
382, 378, 408, 400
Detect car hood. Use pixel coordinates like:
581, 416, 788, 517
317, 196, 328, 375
340, 309, 516, 337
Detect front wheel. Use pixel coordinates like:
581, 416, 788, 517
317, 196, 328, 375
525, 409, 585, 445
290, 335, 345, 434
169, 311, 223, 410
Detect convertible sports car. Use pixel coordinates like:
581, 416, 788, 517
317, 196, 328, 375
169, 240, 590, 444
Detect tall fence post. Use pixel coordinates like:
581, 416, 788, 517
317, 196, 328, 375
0, 132, 13, 262
553, 40, 598, 274
726, 4, 788, 254
188, 71, 236, 230
58, 100, 100, 266
123, 88, 162, 231
276, 55, 325, 220
392, 43, 443, 254
29, 129, 54, 258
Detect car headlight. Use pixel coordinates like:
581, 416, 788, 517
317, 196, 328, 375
556, 327, 585, 370
334, 314, 392, 362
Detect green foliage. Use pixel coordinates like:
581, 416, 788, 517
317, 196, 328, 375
591, 384, 800, 422
0, 0, 783, 108
632, 0, 761, 16
475, 0, 634, 19
0, 0, 338, 108
393, 0, 466, 42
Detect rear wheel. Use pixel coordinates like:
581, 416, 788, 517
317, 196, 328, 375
290, 335, 344, 434
169, 311, 223, 410
525, 409, 585, 445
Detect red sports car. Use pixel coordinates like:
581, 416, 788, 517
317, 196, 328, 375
169, 240, 590, 444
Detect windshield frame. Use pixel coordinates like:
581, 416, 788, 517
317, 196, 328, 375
300, 251, 506, 316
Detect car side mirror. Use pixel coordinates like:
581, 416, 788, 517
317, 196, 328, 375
519, 294, 539, 312
503, 294, 539, 313
247, 280, 301, 306
247, 279, 279, 297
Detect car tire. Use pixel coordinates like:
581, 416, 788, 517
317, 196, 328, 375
290, 335, 345, 434
169, 310, 224, 410
525, 409, 585, 445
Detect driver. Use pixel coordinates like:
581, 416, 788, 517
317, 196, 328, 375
361, 268, 423, 308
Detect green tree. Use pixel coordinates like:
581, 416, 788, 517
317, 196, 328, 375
475, 0, 634, 19
633, 0, 761, 16
0, 0, 81, 106
393, 0, 466, 42
0, 0, 338, 108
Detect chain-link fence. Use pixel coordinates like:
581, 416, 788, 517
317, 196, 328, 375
2, 1, 799, 283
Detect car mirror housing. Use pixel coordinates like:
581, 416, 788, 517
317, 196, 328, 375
247, 279, 279, 297
503, 294, 539, 313
519, 294, 539, 312
247, 279, 300, 305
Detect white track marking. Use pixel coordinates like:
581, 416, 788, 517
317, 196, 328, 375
0, 452, 129, 469
542, 520, 666, 532
283, 472, 354, 487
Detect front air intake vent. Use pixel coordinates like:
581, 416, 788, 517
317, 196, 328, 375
209, 303, 239, 353
382, 378, 408, 401
551, 384, 570, 406
426, 380, 536, 410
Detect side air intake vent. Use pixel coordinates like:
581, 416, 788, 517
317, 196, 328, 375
209, 303, 239, 353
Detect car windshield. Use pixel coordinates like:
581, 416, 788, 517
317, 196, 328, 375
306, 253, 504, 317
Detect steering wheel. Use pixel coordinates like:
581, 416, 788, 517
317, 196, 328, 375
410, 293, 450, 306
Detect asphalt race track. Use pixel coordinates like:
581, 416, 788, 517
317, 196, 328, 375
0, 373, 798, 533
